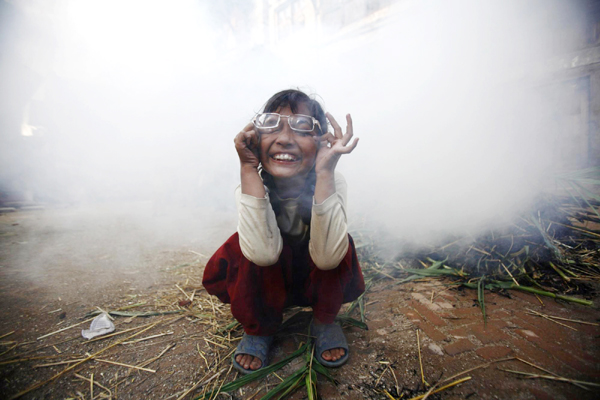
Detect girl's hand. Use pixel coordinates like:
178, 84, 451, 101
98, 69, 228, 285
314, 113, 359, 174
234, 123, 261, 169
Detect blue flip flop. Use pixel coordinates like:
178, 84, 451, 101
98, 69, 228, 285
310, 321, 349, 367
232, 333, 273, 374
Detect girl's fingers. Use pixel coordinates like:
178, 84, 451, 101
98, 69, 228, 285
326, 112, 343, 139
234, 129, 258, 152
341, 119, 353, 146
339, 137, 359, 153
252, 130, 260, 148
234, 123, 256, 143
242, 131, 252, 146
242, 122, 255, 132
344, 114, 353, 142
246, 129, 259, 147
316, 132, 335, 146
234, 131, 245, 147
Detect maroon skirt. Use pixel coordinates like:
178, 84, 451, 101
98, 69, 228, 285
202, 233, 365, 336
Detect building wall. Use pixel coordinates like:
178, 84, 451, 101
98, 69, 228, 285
540, 0, 600, 169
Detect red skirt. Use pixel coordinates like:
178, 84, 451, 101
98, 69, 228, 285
202, 233, 365, 336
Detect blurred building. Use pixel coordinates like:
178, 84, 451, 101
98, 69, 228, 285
532, 0, 600, 170
233, 0, 600, 171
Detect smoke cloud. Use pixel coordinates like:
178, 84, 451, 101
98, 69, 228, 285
0, 0, 586, 262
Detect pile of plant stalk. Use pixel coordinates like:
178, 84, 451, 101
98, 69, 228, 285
363, 168, 600, 318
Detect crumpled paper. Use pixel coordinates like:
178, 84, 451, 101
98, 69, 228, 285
82, 312, 115, 340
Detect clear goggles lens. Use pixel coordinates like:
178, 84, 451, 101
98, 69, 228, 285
253, 113, 319, 133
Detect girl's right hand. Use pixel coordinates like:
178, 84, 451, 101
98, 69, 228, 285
234, 123, 261, 169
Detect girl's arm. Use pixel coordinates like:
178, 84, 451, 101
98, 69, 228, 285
235, 186, 283, 266
309, 173, 349, 270
309, 113, 359, 270
234, 123, 282, 266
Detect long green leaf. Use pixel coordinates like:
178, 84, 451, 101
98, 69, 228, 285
425, 257, 448, 269
402, 268, 463, 277
557, 180, 584, 208
548, 262, 571, 282
358, 296, 365, 323
344, 279, 372, 316
335, 315, 368, 330
462, 281, 593, 306
573, 180, 600, 202
261, 367, 306, 400
530, 215, 563, 261
217, 320, 240, 334
305, 369, 317, 400
195, 343, 308, 400
85, 310, 183, 318
568, 181, 600, 221
311, 361, 338, 384
477, 276, 486, 323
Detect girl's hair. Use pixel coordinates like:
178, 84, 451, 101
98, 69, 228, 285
259, 89, 327, 226
262, 89, 327, 137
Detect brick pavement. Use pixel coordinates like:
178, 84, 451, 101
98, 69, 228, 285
354, 280, 600, 400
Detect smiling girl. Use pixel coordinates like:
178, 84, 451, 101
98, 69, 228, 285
202, 89, 364, 374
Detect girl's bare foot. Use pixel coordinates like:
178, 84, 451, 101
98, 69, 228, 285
235, 353, 262, 370
321, 347, 346, 361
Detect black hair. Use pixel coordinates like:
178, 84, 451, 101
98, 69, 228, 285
259, 89, 327, 226
262, 89, 327, 137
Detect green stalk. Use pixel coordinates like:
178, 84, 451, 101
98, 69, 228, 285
261, 367, 306, 400
358, 296, 365, 323
477, 276, 486, 323
344, 279, 372, 316
402, 268, 464, 277
217, 321, 240, 334
548, 262, 571, 282
573, 179, 600, 201
530, 215, 563, 261
462, 281, 593, 306
511, 285, 593, 306
305, 369, 317, 400
425, 257, 448, 269
569, 181, 600, 221
311, 361, 337, 384
335, 315, 368, 330
195, 343, 307, 400
557, 180, 583, 208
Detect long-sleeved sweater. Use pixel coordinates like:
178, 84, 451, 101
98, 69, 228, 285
235, 173, 349, 270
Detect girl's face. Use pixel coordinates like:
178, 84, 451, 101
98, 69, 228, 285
259, 103, 318, 182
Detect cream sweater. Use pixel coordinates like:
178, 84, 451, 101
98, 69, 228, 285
235, 173, 349, 270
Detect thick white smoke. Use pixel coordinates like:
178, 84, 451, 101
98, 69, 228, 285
1, 0, 582, 259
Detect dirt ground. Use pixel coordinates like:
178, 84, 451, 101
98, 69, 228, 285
1, 205, 599, 400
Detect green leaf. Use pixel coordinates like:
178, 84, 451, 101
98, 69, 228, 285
425, 257, 448, 269
195, 343, 308, 400
305, 369, 317, 400
461, 281, 593, 306
477, 276, 486, 323
312, 361, 338, 384
335, 315, 368, 330
261, 367, 306, 400
402, 268, 463, 277
85, 310, 183, 318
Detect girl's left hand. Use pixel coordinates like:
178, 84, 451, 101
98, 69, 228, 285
314, 112, 359, 174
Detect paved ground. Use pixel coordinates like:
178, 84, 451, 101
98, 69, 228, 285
1, 206, 599, 399
324, 279, 600, 399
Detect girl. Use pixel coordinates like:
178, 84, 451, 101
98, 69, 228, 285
202, 89, 364, 374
